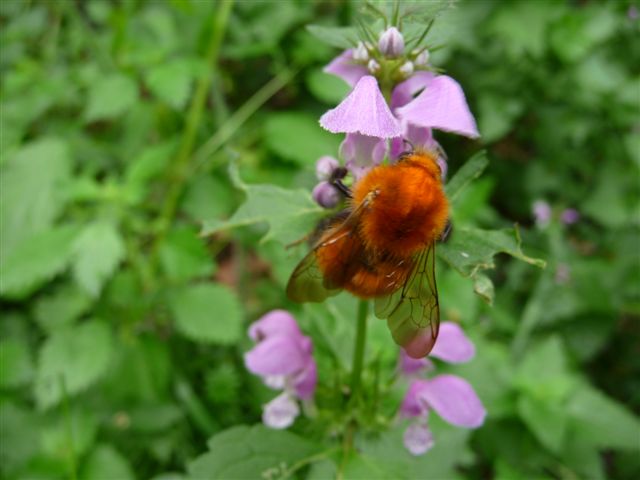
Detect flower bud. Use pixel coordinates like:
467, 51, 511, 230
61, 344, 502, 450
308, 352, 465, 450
414, 49, 430, 66
315, 156, 339, 181
312, 181, 341, 208
367, 59, 380, 74
532, 200, 551, 228
560, 208, 580, 225
399, 61, 414, 77
262, 392, 300, 429
352, 41, 369, 62
378, 26, 404, 58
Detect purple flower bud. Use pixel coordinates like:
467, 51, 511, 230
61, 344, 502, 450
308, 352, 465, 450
367, 59, 380, 74
353, 42, 369, 62
399, 61, 414, 78
403, 422, 435, 456
312, 181, 341, 209
262, 392, 300, 429
533, 200, 551, 227
378, 26, 405, 58
315, 156, 340, 181
560, 208, 580, 225
414, 49, 430, 67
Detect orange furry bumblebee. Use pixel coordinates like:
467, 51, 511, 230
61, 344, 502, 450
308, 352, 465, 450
287, 149, 449, 358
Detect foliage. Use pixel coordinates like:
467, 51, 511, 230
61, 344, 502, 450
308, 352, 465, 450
1, 0, 639, 479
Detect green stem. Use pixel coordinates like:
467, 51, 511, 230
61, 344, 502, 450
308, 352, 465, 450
150, 0, 234, 265
350, 300, 369, 401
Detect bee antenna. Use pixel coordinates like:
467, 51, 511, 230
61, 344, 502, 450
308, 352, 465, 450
398, 139, 415, 161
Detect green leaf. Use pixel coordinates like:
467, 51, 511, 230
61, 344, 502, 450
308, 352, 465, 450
263, 111, 342, 166
146, 59, 194, 110
0, 138, 71, 262
80, 444, 135, 480
0, 402, 41, 475
566, 382, 640, 450
169, 283, 242, 344
445, 150, 489, 203
305, 68, 350, 103
84, 73, 138, 122
472, 273, 494, 306
201, 163, 324, 246
42, 408, 98, 460
517, 395, 567, 454
0, 339, 34, 388
159, 227, 214, 283
438, 226, 546, 280
182, 174, 235, 221
188, 425, 318, 479
33, 284, 93, 333
34, 320, 113, 409
306, 24, 359, 49
0, 225, 79, 299
72, 221, 126, 297
477, 95, 524, 143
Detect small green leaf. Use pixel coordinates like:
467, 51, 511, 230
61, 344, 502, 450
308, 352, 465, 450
0, 339, 34, 388
264, 111, 342, 166
188, 425, 318, 479
445, 150, 489, 203
169, 283, 242, 344
517, 395, 567, 454
439, 226, 545, 279
306, 24, 359, 49
146, 59, 194, 110
33, 284, 93, 333
84, 73, 138, 122
0, 225, 79, 299
80, 444, 135, 480
472, 273, 494, 305
42, 408, 98, 460
201, 163, 324, 246
159, 227, 215, 283
34, 320, 113, 409
72, 221, 126, 297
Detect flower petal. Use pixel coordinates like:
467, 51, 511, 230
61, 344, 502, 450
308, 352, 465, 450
320, 76, 402, 138
399, 348, 433, 376
396, 75, 479, 138
422, 374, 486, 428
430, 322, 476, 364
340, 132, 387, 179
244, 335, 307, 377
293, 359, 317, 400
248, 309, 300, 342
400, 380, 431, 418
403, 422, 435, 456
323, 49, 368, 88
391, 71, 435, 110
262, 392, 300, 429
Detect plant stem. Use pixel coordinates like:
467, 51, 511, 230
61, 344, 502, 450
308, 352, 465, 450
350, 299, 369, 401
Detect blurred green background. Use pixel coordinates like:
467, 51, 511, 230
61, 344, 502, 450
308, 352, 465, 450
1, 0, 639, 479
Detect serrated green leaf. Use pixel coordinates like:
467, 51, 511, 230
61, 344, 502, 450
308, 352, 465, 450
305, 24, 359, 49
264, 111, 342, 166
438, 226, 546, 279
201, 163, 324, 246
517, 395, 567, 454
159, 227, 215, 283
0, 138, 71, 262
146, 59, 194, 110
566, 382, 640, 450
445, 151, 489, 203
0, 339, 34, 388
72, 221, 126, 297
80, 444, 135, 480
34, 320, 113, 409
33, 284, 92, 333
84, 73, 138, 122
169, 283, 242, 344
188, 425, 318, 479
0, 225, 79, 299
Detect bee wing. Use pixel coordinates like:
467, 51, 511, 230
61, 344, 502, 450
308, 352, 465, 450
374, 241, 440, 358
286, 196, 373, 303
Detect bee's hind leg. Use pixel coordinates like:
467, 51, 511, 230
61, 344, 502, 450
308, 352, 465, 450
440, 219, 453, 243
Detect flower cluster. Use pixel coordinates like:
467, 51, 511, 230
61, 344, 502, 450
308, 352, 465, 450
244, 310, 317, 429
532, 200, 580, 229
398, 322, 486, 456
312, 25, 479, 208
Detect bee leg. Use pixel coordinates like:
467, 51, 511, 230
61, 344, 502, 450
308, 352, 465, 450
440, 219, 453, 243
332, 179, 352, 199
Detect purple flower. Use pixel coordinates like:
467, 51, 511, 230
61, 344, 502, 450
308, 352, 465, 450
399, 349, 434, 376
430, 322, 476, 364
378, 27, 405, 58
340, 132, 387, 179
312, 181, 341, 209
244, 310, 317, 429
403, 421, 434, 456
560, 208, 580, 225
323, 49, 368, 88
320, 75, 402, 138
532, 200, 551, 228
